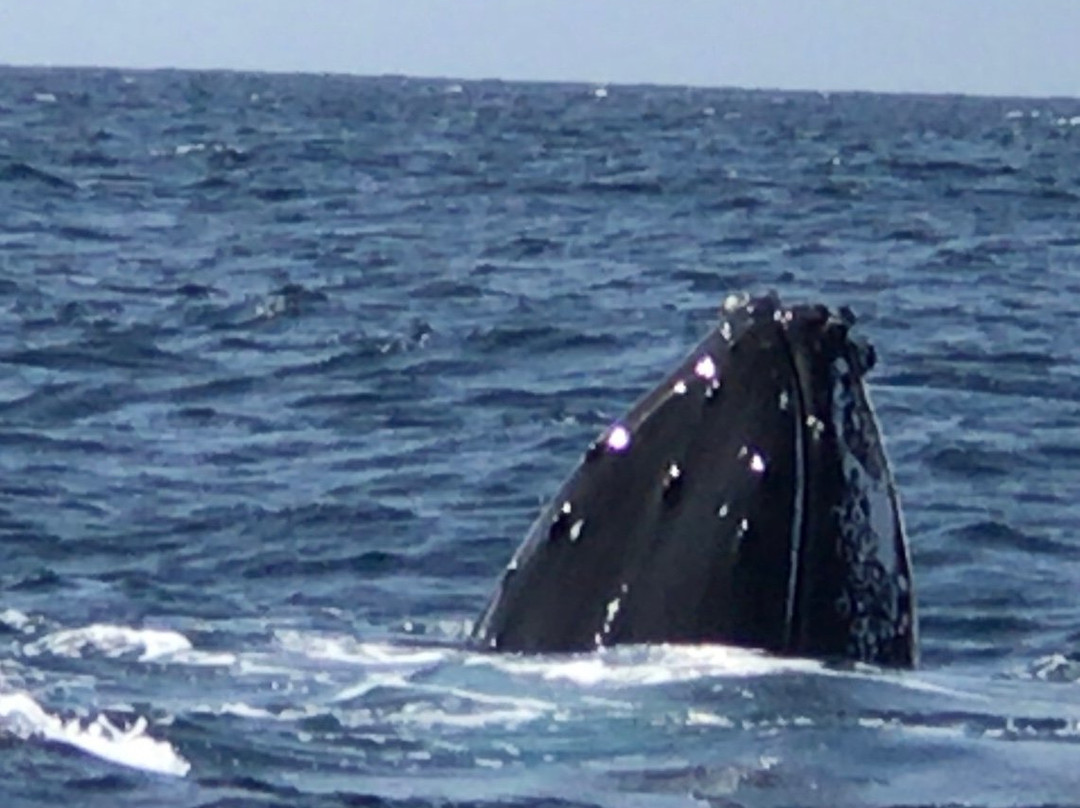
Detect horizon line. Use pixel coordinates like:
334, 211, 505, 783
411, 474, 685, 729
2, 60, 1077, 104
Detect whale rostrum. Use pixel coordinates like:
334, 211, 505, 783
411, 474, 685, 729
472, 293, 917, 667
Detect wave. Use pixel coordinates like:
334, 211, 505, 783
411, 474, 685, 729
0, 691, 190, 777
0, 160, 77, 191
1026, 653, 1080, 683
23, 623, 235, 667
476, 644, 835, 691
271, 632, 956, 695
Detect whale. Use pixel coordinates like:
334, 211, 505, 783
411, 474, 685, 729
471, 293, 917, 667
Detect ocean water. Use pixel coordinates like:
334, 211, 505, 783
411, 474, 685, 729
1, 65, 1079, 807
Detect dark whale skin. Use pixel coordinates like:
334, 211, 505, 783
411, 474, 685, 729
471, 293, 917, 668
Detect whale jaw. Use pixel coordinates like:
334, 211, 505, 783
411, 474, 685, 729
472, 294, 917, 668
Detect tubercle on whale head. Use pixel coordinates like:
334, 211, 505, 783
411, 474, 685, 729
719, 292, 877, 384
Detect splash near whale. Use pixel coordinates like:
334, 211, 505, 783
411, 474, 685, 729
472, 293, 917, 667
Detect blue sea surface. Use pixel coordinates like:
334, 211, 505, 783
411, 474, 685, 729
1, 67, 1080, 807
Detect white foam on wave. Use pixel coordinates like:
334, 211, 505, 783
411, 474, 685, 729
204, 701, 315, 722
0, 608, 34, 632
472, 642, 967, 702
384, 684, 556, 730
0, 691, 190, 777
25, 624, 192, 662
474, 644, 828, 687
273, 630, 450, 669
174, 142, 207, 156
269, 632, 555, 729
272, 631, 949, 697
1027, 653, 1080, 683
23, 623, 235, 666
328, 672, 412, 704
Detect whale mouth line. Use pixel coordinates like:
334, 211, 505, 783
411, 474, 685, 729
777, 323, 809, 653
778, 305, 867, 659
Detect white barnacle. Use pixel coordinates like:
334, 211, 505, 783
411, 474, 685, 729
734, 517, 750, 545
694, 354, 718, 380
569, 519, 585, 542
599, 592, 624, 642
720, 322, 733, 342
717, 503, 730, 518
667, 462, 682, 480
778, 390, 790, 411
749, 453, 766, 474
604, 596, 621, 626
672, 380, 688, 395
722, 292, 748, 313
605, 424, 631, 452
806, 415, 825, 438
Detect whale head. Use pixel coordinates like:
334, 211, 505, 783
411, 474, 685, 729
472, 292, 917, 667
